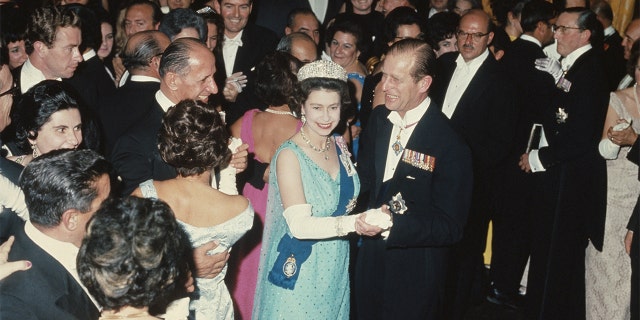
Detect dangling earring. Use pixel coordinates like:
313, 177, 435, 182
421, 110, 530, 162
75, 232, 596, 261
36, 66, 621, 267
31, 143, 40, 159
301, 113, 306, 125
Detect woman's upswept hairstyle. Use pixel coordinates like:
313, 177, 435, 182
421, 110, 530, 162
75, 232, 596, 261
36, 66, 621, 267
159, 99, 231, 176
77, 196, 190, 311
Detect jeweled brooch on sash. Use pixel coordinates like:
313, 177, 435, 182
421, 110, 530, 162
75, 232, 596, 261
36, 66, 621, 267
283, 255, 297, 278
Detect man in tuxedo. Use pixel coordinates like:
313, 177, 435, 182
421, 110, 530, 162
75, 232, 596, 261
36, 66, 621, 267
618, 18, 640, 89
99, 31, 170, 155
254, 0, 343, 37
0, 149, 110, 320
487, 0, 557, 309
355, 39, 473, 320
430, 9, 516, 319
592, 0, 626, 91
64, 4, 116, 116
13, 5, 82, 94
284, 8, 321, 45
519, 7, 608, 319
212, 0, 278, 126
111, 38, 219, 195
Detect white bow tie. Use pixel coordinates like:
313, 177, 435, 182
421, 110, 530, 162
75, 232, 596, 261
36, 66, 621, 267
225, 37, 243, 47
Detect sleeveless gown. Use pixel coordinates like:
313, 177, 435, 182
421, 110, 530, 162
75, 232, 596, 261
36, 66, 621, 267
585, 90, 640, 319
252, 137, 359, 319
229, 109, 301, 320
139, 180, 254, 319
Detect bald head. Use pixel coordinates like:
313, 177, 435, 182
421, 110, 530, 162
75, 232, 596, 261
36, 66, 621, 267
624, 19, 640, 60
122, 30, 171, 78
277, 32, 318, 64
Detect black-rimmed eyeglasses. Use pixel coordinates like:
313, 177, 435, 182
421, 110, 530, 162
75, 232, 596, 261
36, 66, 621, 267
455, 30, 490, 41
551, 24, 585, 34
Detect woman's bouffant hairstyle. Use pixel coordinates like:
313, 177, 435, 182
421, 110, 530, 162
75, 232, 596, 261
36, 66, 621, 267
77, 196, 190, 311
14, 80, 81, 152
255, 51, 302, 115
159, 99, 231, 177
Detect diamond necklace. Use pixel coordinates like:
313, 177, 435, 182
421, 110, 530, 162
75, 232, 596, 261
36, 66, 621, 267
300, 126, 331, 160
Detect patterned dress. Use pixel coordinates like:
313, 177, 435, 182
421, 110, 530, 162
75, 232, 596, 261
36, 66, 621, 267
252, 137, 359, 319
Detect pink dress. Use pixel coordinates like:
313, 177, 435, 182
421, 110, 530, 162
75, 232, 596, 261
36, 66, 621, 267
228, 109, 300, 319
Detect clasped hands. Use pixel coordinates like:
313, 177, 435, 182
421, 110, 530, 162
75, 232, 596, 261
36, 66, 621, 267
607, 119, 637, 147
355, 206, 393, 239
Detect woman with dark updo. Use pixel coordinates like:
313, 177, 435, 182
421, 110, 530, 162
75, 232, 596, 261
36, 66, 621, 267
77, 196, 190, 320
132, 99, 253, 319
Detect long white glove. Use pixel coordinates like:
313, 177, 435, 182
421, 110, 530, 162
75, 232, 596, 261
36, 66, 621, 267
283, 204, 358, 239
0, 176, 28, 220
214, 137, 242, 195
599, 138, 620, 159
534, 57, 563, 83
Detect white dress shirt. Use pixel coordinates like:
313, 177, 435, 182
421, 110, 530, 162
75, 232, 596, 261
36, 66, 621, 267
222, 30, 244, 77
309, 0, 329, 22
383, 97, 430, 182
441, 49, 489, 119
20, 58, 55, 94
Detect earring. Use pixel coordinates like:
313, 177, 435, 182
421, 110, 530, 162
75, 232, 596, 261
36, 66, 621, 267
31, 143, 40, 159
301, 114, 306, 125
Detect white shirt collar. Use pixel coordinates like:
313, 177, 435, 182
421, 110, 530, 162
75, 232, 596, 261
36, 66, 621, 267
604, 26, 615, 37
24, 221, 101, 309
131, 75, 160, 83
455, 49, 489, 69
520, 34, 542, 47
155, 89, 175, 113
20, 58, 55, 94
224, 30, 244, 46
387, 97, 431, 128
561, 44, 592, 70
82, 49, 96, 61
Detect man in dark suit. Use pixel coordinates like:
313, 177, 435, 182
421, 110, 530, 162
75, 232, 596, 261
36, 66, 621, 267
486, 0, 557, 308
519, 8, 608, 319
254, 0, 343, 37
63, 4, 116, 116
0, 149, 110, 320
355, 39, 473, 320
212, 0, 278, 126
592, 0, 626, 91
618, 19, 640, 89
430, 9, 517, 319
99, 31, 170, 155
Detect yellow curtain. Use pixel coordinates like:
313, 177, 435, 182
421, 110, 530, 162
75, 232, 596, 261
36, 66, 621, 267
610, 0, 636, 34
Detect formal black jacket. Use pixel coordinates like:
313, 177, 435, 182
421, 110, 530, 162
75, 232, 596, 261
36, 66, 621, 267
110, 100, 176, 195
254, 0, 344, 36
355, 102, 473, 320
0, 225, 100, 320
64, 54, 116, 115
214, 23, 278, 126
603, 30, 626, 92
99, 80, 160, 155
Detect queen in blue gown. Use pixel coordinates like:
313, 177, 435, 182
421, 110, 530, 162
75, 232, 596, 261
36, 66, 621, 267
253, 60, 381, 319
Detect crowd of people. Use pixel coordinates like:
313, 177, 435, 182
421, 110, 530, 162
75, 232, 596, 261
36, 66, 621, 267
0, 0, 639, 319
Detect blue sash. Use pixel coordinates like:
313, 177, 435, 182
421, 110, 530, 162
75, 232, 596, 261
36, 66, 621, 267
268, 140, 356, 290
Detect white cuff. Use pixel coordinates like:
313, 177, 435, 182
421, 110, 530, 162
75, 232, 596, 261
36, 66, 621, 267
528, 150, 546, 172
214, 137, 242, 195
283, 204, 357, 239
598, 138, 620, 160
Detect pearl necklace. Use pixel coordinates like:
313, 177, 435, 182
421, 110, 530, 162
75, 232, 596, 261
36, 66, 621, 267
264, 107, 295, 117
300, 126, 331, 160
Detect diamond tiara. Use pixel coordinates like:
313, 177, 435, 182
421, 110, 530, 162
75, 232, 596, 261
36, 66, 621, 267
297, 60, 348, 82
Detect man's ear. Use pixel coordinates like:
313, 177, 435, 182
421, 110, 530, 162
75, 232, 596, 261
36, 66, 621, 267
166, 72, 181, 91
61, 209, 80, 231
33, 41, 47, 58
419, 75, 432, 94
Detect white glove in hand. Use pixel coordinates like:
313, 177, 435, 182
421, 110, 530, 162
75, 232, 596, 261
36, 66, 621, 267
598, 138, 620, 159
364, 208, 393, 239
283, 204, 358, 239
534, 57, 563, 83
